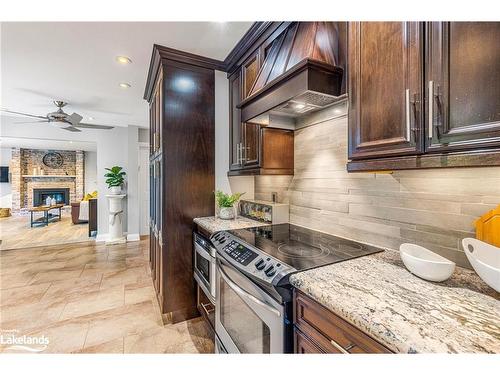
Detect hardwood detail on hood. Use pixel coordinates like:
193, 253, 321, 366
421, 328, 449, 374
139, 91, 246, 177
248, 22, 340, 97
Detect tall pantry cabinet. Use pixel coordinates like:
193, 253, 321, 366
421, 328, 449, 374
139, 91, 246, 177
144, 45, 215, 323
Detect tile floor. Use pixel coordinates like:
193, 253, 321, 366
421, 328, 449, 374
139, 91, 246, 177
0, 238, 214, 353
0, 210, 90, 251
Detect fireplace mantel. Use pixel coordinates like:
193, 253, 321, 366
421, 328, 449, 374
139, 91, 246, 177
22, 175, 76, 178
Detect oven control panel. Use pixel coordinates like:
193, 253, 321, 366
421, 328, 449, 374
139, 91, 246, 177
211, 231, 295, 284
222, 240, 258, 266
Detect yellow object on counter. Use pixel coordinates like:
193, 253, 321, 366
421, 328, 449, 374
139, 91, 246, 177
475, 204, 500, 247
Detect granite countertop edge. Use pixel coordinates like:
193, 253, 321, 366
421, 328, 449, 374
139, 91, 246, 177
193, 215, 268, 235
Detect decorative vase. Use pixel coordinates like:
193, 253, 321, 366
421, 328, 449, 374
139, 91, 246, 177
109, 186, 121, 195
219, 206, 235, 220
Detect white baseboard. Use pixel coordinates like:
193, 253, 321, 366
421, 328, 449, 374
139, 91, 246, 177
95, 232, 140, 243
126, 233, 140, 242
95, 233, 108, 243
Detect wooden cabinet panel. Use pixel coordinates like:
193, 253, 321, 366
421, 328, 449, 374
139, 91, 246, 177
294, 290, 392, 354
426, 22, 500, 152
242, 51, 261, 99
348, 22, 423, 160
229, 72, 243, 170
146, 49, 215, 323
261, 128, 294, 170
294, 328, 326, 354
242, 123, 260, 168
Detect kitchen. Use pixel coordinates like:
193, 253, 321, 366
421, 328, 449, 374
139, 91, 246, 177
1, 4, 499, 374
143, 21, 500, 355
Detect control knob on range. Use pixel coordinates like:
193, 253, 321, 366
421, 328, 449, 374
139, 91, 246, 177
254, 259, 266, 270
264, 265, 276, 277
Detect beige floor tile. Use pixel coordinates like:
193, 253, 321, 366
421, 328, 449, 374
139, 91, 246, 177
124, 318, 214, 354
0, 271, 36, 289
59, 285, 125, 320
76, 337, 124, 354
124, 284, 156, 305
0, 282, 51, 307
0, 298, 68, 332
84, 300, 161, 348
23, 319, 90, 354
41, 274, 103, 303
100, 266, 150, 290
29, 268, 84, 285
0, 238, 214, 354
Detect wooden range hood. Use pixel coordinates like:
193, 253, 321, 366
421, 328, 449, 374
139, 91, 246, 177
238, 22, 344, 125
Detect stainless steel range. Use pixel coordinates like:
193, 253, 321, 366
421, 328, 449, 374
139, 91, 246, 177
211, 223, 384, 353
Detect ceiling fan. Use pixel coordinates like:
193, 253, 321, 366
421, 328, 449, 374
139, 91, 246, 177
1, 101, 115, 132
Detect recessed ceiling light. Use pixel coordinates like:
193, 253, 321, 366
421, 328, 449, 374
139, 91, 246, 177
294, 103, 306, 110
88, 116, 95, 120
119, 83, 131, 89
116, 56, 132, 64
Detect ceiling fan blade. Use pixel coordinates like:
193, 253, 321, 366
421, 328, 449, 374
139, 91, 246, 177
65, 112, 83, 125
1, 109, 48, 120
74, 122, 114, 130
14, 120, 50, 124
62, 126, 82, 132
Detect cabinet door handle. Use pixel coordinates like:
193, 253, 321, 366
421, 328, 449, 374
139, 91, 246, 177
330, 339, 352, 354
405, 89, 411, 141
428, 81, 434, 139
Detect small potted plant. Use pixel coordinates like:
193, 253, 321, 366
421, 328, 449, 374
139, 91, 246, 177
105, 166, 126, 195
215, 190, 244, 220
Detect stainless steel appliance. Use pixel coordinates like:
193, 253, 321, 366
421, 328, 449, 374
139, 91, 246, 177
193, 232, 216, 303
211, 224, 384, 353
239, 199, 289, 224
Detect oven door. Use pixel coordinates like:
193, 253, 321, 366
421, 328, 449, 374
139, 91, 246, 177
215, 257, 284, 354
193, 239, 216, 303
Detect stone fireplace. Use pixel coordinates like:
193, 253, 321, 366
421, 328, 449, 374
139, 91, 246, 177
10, 148, 84, 214
33, 188, 71, 206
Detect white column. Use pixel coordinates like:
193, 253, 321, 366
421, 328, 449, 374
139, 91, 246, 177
106, 194, 126, 245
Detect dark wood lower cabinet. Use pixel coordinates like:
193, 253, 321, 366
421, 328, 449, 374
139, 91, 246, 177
294, 290, 392, 354
294, 328, 326, 354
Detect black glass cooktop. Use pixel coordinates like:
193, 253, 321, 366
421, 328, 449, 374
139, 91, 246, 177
228, 224, 384, 271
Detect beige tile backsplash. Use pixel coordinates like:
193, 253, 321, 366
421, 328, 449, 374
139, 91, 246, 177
255, 102, 500, 268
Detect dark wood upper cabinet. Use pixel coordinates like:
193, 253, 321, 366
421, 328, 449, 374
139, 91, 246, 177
228, 27, 294, 176
348, 22, 423, 160
426, 22, 500, 153
347, 22, 500, 171
242, 122, 260, 168
242, 50, 261, 99
229, 71, 243, 171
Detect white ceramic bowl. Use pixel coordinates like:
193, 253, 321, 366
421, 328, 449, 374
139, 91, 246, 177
462, 238, 500, 292
400, 243, 456, 282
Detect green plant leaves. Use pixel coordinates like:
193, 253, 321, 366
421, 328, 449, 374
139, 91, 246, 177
104, 166, 126, 188
215, 190, 245, 208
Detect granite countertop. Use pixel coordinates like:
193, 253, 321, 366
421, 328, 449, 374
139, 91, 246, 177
290, 250, 500, 353
193, 215, 267, 235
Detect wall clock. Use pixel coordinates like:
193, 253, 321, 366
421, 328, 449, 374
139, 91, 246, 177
42, 152, 64, 168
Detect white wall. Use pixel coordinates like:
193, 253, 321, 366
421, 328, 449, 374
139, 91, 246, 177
126, 125, 140, 240
0, 147, 12, 208
214, 70, 254, 200
1, 117, 143, 239
84, 151, 97, 194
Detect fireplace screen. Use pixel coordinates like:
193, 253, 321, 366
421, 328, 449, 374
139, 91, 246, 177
33, 188, 70, 206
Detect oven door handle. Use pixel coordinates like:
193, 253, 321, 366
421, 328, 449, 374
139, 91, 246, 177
194, 242, 215, 262
218, 263, 281, 317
